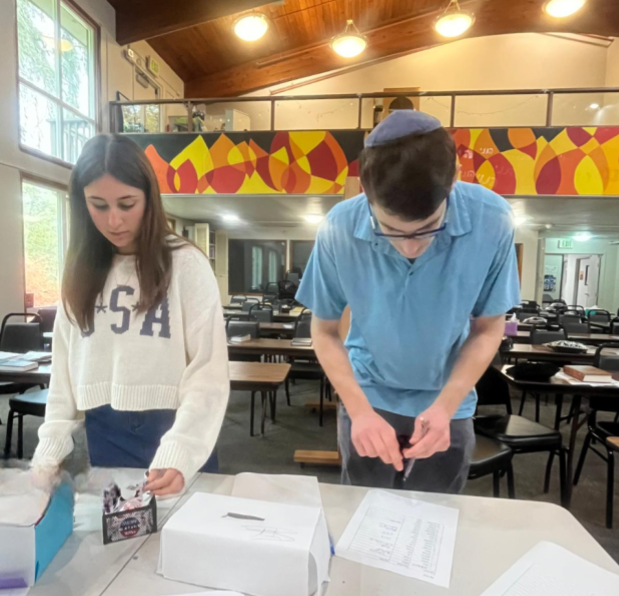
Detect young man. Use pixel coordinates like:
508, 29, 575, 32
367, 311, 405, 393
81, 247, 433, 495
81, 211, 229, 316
296, 110, 520, 493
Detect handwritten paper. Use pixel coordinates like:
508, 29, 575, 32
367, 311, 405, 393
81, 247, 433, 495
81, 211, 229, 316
335, 489, 458, 588
479, 541, 619, 596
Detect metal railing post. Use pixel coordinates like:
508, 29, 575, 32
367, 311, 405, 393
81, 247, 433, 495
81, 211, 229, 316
546, 92, 554, 127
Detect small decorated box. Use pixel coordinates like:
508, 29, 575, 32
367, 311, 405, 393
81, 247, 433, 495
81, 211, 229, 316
102, 495, 157, 544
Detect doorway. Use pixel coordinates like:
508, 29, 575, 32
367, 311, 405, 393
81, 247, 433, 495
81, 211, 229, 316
575, 255, 601, 308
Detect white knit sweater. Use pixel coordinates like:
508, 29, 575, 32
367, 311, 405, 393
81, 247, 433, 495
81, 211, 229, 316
33, 244, 230, 482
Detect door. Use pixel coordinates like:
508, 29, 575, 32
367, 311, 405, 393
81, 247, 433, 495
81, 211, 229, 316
576, 255, 600, 308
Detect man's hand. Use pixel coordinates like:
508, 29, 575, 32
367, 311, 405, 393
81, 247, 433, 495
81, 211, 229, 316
351, 410, 404, 471
403, 403, 451, 460
144, 468, 185, 496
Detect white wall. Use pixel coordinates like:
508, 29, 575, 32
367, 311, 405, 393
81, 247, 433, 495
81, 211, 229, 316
246, 33, 613, 130
0, 0, 184, 316
544, 237, 619, 311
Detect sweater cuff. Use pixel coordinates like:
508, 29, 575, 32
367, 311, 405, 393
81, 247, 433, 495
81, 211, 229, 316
149, 441, 201, 486
33, 436, 75, 464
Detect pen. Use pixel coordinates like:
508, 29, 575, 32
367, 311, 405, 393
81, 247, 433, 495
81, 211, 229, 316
402, 417, 428, 484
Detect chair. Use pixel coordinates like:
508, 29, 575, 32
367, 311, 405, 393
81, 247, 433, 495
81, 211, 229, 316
611, 319, 619, 335
263, 283, 279, 304
562, 320, 591, 335
229, 295, 247, 305
566, 305, 585, 316
0, 313, 44, 400
530, 326, 567, 345
573, 343, 619, 527
241, 297, 261, 312
248, 303, 273, 323
520, 300, 540, 313
4, 389, 48, 459
467, 434, 515, 498
588, 309, 611, 329
474, 364, 568, 506
606, 437, 619, 530
286, 309, 330, 425
37, 306, 57, 350
225, 320, 268, 437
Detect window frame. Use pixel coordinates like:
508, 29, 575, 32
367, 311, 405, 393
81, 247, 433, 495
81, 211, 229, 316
20, 172, 69, 309
15, 0, 101, 169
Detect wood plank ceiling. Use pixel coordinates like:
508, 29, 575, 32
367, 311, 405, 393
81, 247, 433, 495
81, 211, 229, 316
108, 0, 619, 97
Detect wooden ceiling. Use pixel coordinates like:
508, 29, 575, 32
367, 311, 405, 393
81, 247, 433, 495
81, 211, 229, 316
109, 0, 619, 97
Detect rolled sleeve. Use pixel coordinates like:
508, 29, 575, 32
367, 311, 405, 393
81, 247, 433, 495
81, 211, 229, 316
296, 222, 347, 320
472, 220, 521, 318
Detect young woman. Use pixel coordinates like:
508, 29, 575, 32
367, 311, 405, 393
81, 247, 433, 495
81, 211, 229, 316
32, 135, 229, 496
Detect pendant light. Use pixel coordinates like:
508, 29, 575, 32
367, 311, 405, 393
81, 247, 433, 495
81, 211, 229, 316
544, 0, 587, 18
234, 13, 269, 42
331, 19, 367, 58
434, 0, 475, 38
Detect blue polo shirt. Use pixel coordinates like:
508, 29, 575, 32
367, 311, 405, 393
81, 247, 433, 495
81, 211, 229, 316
296, 181, 520, 419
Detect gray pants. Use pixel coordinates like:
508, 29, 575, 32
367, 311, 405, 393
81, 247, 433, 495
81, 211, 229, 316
338, 405, 475, 494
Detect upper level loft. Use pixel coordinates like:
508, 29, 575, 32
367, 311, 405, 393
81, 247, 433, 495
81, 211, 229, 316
109, 88, 619, 197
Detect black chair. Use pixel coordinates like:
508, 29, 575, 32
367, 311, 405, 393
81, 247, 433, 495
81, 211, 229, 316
286, 309, 330, 425
588, 309, 611, 330
562, 320, 591, 335
573, 343, 619, 528
263, 283, 279, 304
611, 320, 619, 335
566, 305, 585, 316
229, 295, 246, 305
549, 301, 568, 314
474, 364, 568, 506
520, 300, 540, 313
37, 306, 57, 350
530, 326, 567, 345
467, 434, 515, 498
4, 389, 48, 459
241, 298, 261, 312
0, 313, 45, 400
248, 304, 273, 323
226, 320, 270, 436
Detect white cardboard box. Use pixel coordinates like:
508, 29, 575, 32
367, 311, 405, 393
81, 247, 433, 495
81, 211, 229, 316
159, 492, 329, 596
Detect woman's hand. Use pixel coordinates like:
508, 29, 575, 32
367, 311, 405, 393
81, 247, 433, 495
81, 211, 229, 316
30, 458, 62, 493
144, 468, 185, 496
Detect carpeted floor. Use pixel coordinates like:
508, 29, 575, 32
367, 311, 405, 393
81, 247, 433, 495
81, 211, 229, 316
1, 379, 618, 562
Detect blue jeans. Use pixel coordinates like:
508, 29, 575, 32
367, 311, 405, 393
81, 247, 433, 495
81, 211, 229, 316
84, 405, 218, 473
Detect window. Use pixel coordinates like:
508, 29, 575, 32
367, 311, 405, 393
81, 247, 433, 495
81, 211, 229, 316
252, 246, 263, 290
17, 0, 97, 164
268, 251, 278, 283
228, 240, 286, 294
291, 240, 315, 277
22, 179, 67, 307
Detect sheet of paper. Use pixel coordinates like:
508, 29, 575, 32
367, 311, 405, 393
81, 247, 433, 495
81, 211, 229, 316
554, 371, 619, 387
479, 541, 619, 596
163, 592, 243, 596
335, 489, 458, 588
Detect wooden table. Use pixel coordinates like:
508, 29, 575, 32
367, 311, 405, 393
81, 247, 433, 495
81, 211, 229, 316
228, 338, 315, 359
501, 343, 598, 364
513, 331, 619, 345
496, 364, 619, 507
0, 362, 290, 393
32, 471, 619, 596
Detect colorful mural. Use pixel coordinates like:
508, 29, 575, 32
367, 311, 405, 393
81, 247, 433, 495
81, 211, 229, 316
129, 127, 619, 196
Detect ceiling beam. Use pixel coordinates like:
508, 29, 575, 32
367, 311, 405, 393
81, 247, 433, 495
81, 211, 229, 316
113, 0, 274, 46
185, 0, 619, 97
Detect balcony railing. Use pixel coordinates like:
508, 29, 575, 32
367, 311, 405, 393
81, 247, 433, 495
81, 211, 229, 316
109, 87, 619, 134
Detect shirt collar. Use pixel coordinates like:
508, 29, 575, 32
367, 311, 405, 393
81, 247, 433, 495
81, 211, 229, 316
353, 183, 472, 244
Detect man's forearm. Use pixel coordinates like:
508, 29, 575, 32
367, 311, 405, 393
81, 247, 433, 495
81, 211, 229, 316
312, 325, 373, 419
434, 316, 505, 418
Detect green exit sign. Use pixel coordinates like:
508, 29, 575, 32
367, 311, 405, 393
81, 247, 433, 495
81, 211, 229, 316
147, 56, 160, 77
558, 239, 574, 249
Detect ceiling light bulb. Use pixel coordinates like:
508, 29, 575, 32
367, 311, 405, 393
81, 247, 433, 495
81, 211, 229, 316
434, 1, 475, 38
331, 20, 367, 58
234, 13, 269, 42
303, 214, 324, 224
574, 232, 592, 241
545, 224, 553, 229
544, 0, 587, 18
222, 214, 240, 223
589, 102, 600, 110
513, 216, 529, 227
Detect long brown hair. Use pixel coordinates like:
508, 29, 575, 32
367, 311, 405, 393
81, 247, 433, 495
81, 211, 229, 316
63, 134, 185, 332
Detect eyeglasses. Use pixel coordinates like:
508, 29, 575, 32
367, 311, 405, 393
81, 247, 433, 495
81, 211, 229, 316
368, 196, 450, 240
